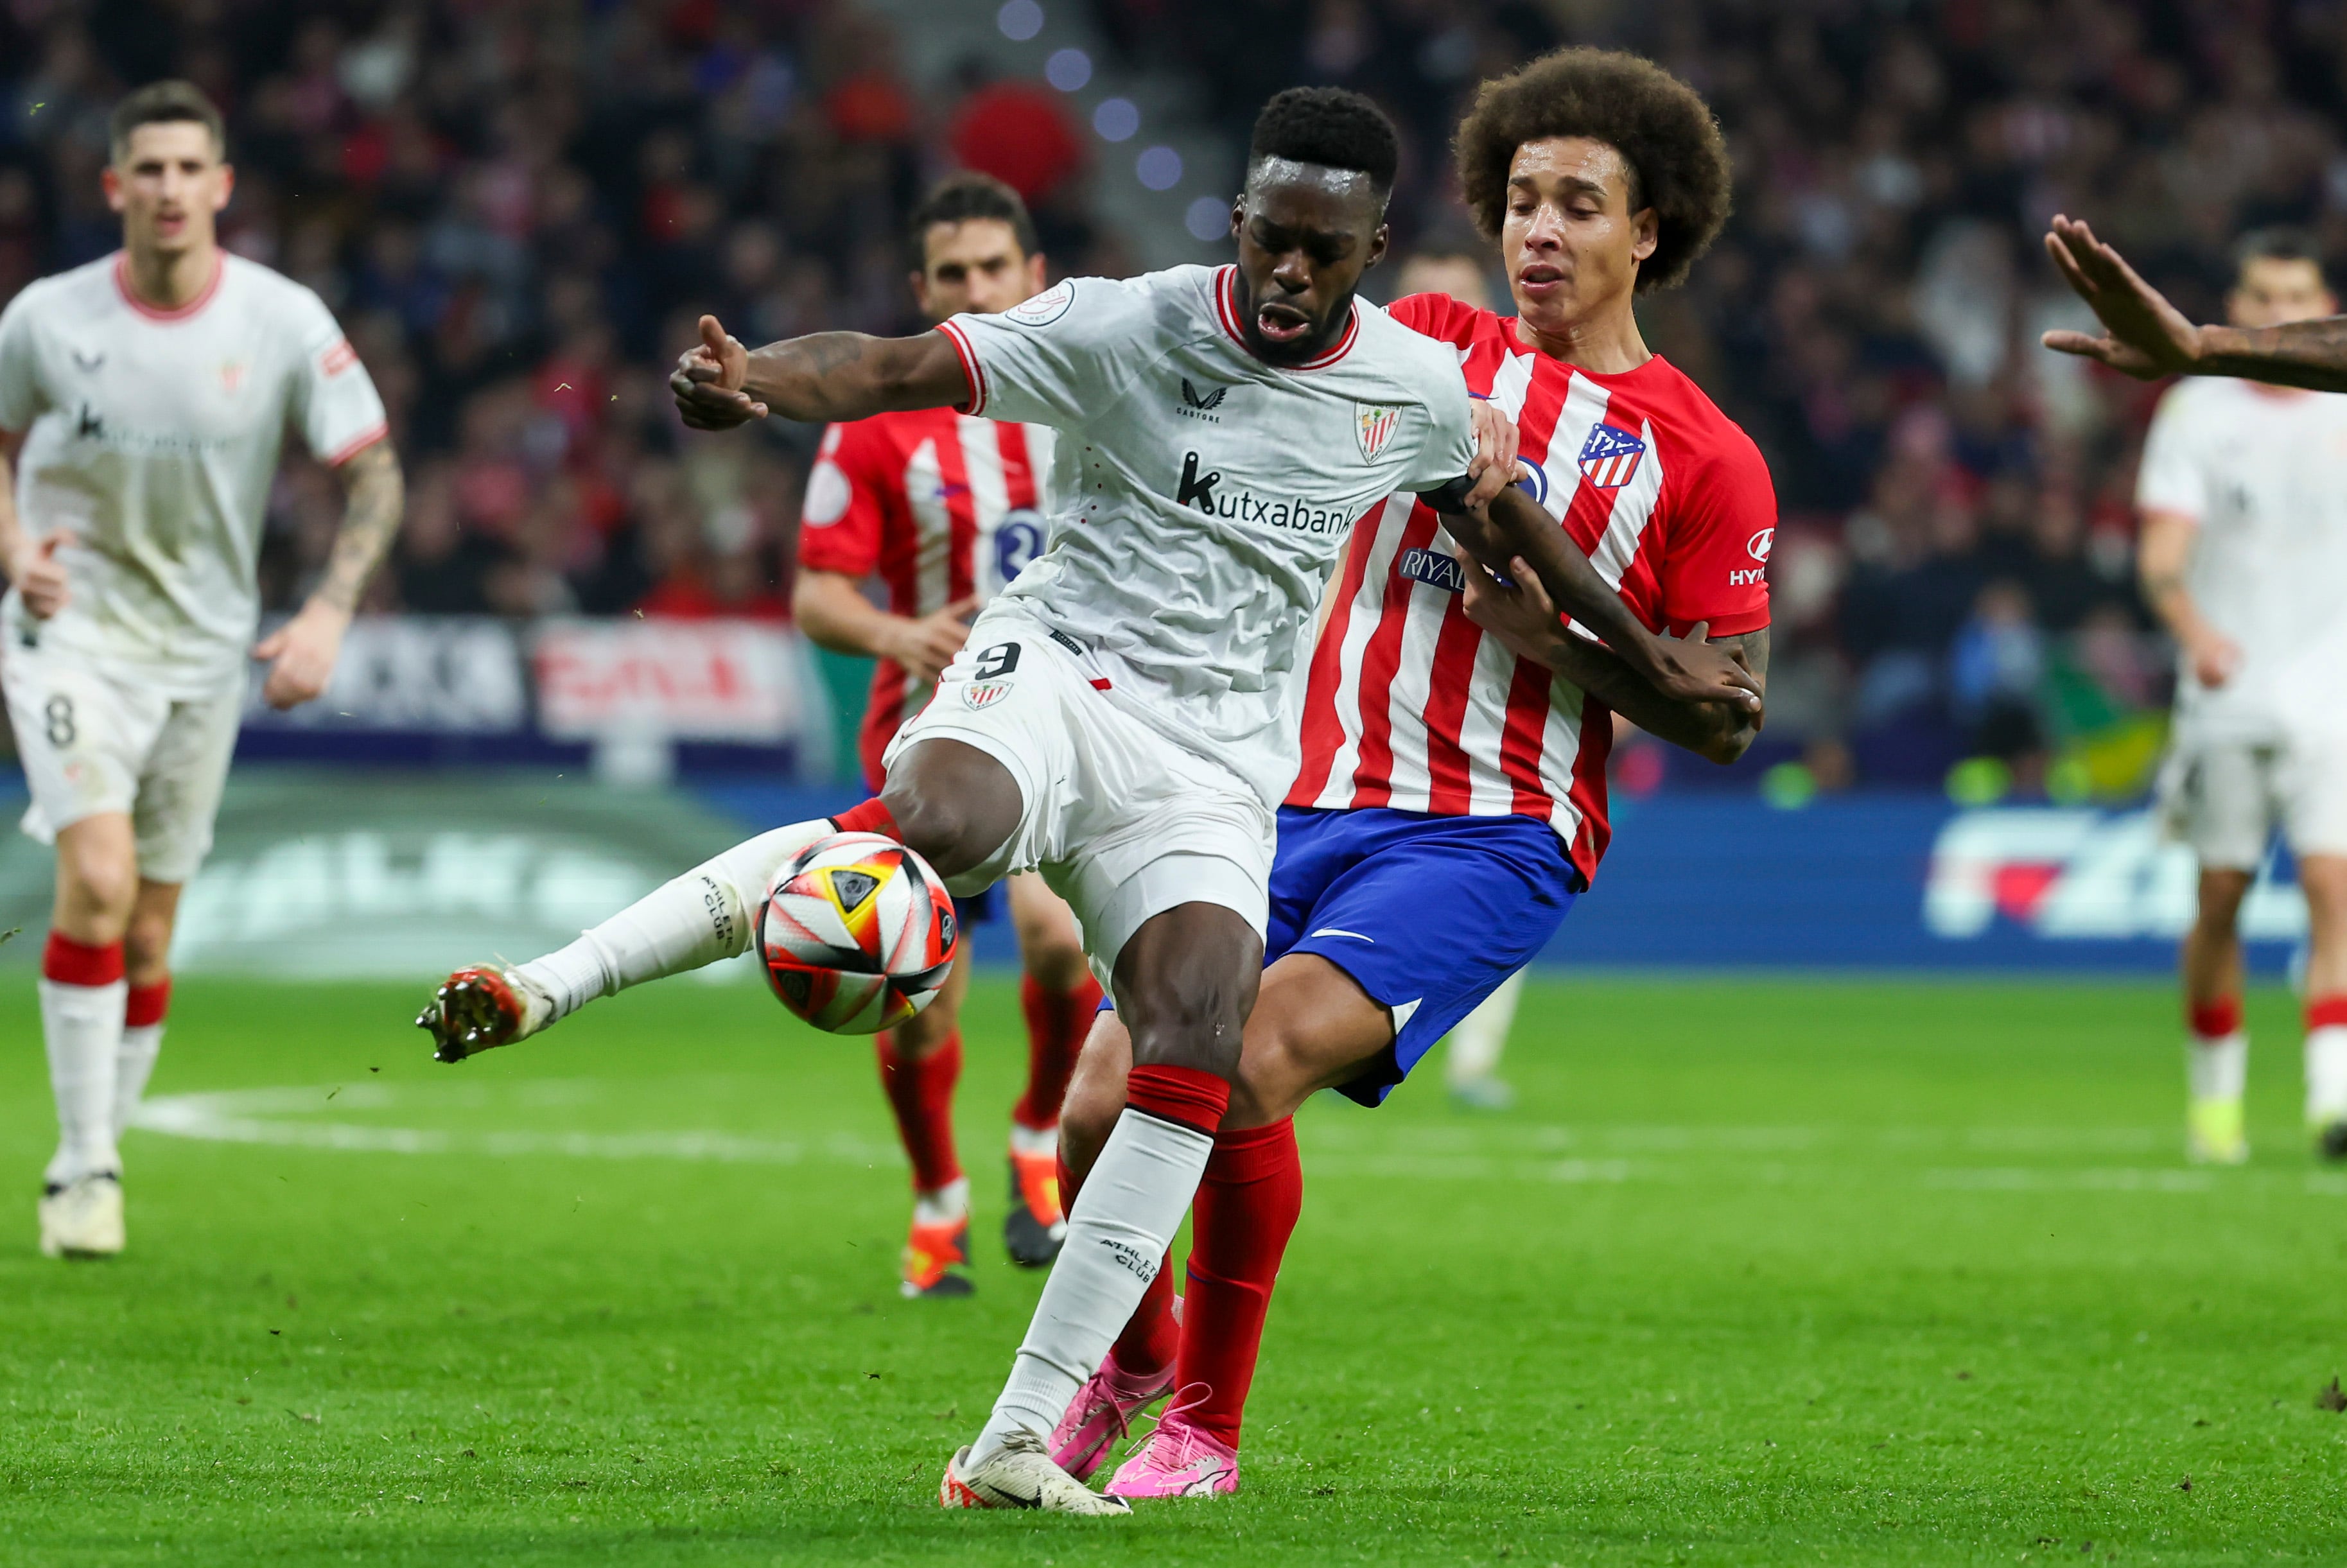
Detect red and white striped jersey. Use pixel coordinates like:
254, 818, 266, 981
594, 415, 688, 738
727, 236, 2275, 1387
1287, 293, 1774, 885
797, 409, 1056, 787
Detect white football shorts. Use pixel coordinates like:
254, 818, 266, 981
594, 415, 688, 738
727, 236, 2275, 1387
3, 638, 243, 884
882, 609, 1275, 986
2156, 733, 2347, 871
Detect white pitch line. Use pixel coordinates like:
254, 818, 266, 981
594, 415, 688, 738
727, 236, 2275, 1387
130, 1085, 900, 1167
125, 1087, 2347, 1196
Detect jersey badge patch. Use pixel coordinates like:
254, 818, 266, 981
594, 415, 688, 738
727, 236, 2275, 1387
1578, 423, 1645, 489
961, 681, 1014, 711
1004, 281, 1075, 328
1355, 403, 1402, 462
218, 360, 247, 394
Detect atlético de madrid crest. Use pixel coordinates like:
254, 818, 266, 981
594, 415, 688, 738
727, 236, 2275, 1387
1355, 403, 1402, 462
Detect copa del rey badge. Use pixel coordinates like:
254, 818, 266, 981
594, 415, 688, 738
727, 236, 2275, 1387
1354, 403, 1402, 462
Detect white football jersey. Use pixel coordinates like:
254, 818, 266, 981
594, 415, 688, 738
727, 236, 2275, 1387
0, 252, 387, 693
2136, 376, 2347, 744
938, 265, 1478, 804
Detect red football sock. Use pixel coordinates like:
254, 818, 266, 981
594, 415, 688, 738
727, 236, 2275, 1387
830, 798, 902, 841
1013, 973, 1103, 1130
2189, 995, 2243, 1040
875, 1031, 963, 1192
44, 932, 125, 987
2308, 995, 2347, 1031
1126, 1062, 1230, 1135
125, 976, 172, 1028
1173, 1118, 1302, 1450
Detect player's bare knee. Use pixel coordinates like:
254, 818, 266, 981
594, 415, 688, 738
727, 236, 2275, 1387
880, 742, 1023, 880
1059, 1063, 1125, 1181
56, 844, 137, 930
1020, 930, 1090, 992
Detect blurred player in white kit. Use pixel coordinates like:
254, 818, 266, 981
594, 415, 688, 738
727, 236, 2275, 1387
2132, 229, 2347, 1163
0, 83, 403, 1256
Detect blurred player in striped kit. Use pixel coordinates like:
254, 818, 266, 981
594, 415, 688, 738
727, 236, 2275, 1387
0, 83, 401, 1258
790, 175, 1099, 1294
2126, 230, 2347, 1165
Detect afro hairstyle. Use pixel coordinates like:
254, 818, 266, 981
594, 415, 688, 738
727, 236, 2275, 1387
1453, 48, 1731, 293
1249, 86, 1400, 196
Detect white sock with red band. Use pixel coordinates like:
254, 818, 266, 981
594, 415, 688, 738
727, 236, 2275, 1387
113, 976, 172, 1142
516, 819, 837, 1020
2305, 996, 2347, 1124
968, 1064, 1230, 1468
40, 934, 127, 1188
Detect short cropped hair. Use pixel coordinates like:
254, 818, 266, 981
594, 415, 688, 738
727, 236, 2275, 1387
2233, 227, 2326, 287
1453, 48, 1731, 293
907, 173, 1039, 268
1249, 87, 1400, 196
109, 80, 226, 164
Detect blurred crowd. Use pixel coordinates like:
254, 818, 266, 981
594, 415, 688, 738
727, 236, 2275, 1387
6, 0, 2345, 790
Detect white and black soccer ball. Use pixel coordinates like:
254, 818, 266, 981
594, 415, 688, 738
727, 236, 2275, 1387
756, 832, 959, 1034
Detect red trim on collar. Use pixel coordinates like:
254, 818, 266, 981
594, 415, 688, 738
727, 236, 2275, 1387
112, 250, 225, 322
1214, 265, 1358, 370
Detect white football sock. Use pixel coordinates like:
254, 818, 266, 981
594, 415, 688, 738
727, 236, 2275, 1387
914, 1175, 971, 1225
40, 978, 127, 1188
2305, 1026, 2347, 1122
1008, 1120, 1057, 1160
2187, 1031, 2247, 1102
968, 1106, 1214, 1467
1445, 969, 1524, 1088
112, 1022, 165, 1142
515, 819, 834, 1022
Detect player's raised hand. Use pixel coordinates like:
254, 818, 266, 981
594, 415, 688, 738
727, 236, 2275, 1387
8, 529, 73, 618
885, 595, 981, 684
1462, 398, 1524, 509
2186, 630, 2244, 690
671, 315, 767, 430
2041, 215, 2203, 379
253, 598, 351, 710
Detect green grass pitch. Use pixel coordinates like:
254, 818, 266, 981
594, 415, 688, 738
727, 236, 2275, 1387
3, 973, 2343, 1565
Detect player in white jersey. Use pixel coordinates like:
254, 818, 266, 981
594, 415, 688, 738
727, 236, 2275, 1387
2132, 230, 2347, 1163
0, 83, 401, 1258
412, 87, 1756, 1513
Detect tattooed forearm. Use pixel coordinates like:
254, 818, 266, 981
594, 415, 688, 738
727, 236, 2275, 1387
313, 440, 404, 613
1541, 626, 1770, 764
2195, 320, 2347, 393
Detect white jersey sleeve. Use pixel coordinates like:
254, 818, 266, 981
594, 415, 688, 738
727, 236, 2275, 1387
2136, 383, 2209, 520
1397, 364, 1478, 492
0, 286, 50, 435
935, 277, 1159, 428
284, 288, 388, 465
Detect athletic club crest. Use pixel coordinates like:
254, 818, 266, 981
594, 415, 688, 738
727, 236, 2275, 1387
218, 360, 246, 394
1355, 403, 1402, 462
961, 681, 1012, 711
1578, 422, 1646, 489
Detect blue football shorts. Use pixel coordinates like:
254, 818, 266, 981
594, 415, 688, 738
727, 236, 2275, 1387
1267, 805, 1580, 1106
1099, 805, 1581, 1107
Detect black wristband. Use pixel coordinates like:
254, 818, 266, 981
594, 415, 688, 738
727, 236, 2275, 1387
1418, 475, 1474, 514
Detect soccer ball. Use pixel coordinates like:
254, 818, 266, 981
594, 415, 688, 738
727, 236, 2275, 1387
756, 832, 959, 1033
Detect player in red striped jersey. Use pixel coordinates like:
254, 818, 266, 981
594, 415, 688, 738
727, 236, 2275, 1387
1047, 49, 1776, 1497
790, 175, 1099, 1297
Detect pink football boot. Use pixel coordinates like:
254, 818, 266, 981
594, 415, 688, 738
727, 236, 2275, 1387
1103, 1392, 1239, 1499
1049, 1348, 1173, 1480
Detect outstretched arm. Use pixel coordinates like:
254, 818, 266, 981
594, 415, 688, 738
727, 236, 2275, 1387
2042, 214, 2347, 392
1423, 480, 1761, 712
671, 315, 972, 430
1456, 547, 1766, 763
